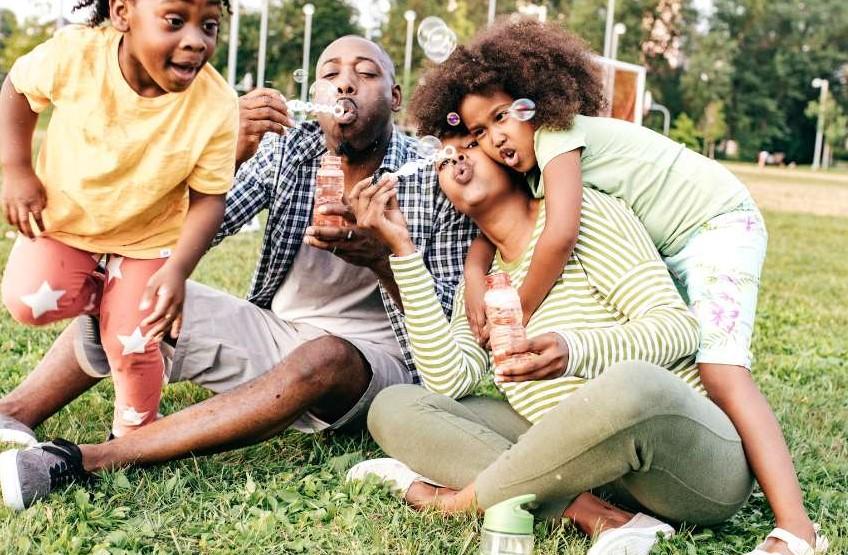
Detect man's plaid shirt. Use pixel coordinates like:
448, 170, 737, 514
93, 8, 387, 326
213, 122, 477, 381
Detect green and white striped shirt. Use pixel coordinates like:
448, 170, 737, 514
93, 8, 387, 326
390, 188, 704, 424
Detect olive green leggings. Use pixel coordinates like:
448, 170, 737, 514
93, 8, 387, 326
367, 361, 753, 523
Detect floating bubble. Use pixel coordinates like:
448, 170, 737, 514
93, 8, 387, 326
293, 69, 307, 83
390, 144, 457, 179
418, 135, 442, 158
509, 98, 536, 121
446, 112, 461, 126
417, 16, 447, 48
436, 145, 457, 163
424, 28, 457, 63
309, 79, 337, 104
417, 16, 457, 64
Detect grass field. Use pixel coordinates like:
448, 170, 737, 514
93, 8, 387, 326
0, 167, 845, 553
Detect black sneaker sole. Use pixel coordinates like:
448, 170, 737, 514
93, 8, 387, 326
73, 316, 111, 379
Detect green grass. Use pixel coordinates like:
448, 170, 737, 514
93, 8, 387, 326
722, 161, 848, 189
0, 195, 845, 553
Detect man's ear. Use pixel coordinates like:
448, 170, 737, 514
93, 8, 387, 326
110, 0, 130, 32
391, 83, 402, 113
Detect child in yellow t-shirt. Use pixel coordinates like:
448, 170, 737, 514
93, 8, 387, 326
0, 0, 238, 438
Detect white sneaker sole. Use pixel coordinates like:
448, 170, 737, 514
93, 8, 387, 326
588, 527, 671, 555
0, 429, 37, 447
0, 449, 24, 511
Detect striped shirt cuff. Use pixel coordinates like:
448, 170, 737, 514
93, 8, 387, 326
389, 250, 426, 277
552, 329, 584, 378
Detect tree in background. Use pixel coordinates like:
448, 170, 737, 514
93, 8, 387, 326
699, 100, 727, 158
0, 10, 52, 81
669, 112, 701, 150
208, 0, 361, 99
707, 0, 848, 162
805, 95, 848, 168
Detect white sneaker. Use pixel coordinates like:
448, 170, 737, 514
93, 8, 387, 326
747, 524, 829, 555
345, 457, 442, 497
587, 513, 675, 555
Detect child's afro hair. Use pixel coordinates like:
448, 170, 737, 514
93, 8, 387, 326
409, 17, 607, 138
73, 0, 231, 27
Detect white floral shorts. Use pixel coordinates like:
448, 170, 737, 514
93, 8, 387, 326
664, 201, 768, 369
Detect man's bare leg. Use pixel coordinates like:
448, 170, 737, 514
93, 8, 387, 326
80, 335, 371, 471
0, 323, 100, 429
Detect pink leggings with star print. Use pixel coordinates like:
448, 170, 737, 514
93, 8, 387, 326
2, 236, 167, 437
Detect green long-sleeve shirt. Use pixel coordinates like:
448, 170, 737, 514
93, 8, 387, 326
390, 188, 703, 423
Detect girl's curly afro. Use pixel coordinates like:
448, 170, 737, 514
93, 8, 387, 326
72, 0, 231, 26
409, 17, 606, 138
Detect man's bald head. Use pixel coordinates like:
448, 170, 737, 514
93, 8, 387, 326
317, 35, 396, 83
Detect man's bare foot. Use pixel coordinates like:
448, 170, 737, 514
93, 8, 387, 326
404, 480, 477, 514
563, 492, 635, 537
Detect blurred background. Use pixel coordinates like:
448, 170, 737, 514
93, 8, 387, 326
1, 0, 846, 168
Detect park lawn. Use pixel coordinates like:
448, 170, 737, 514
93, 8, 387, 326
723, 161, 848, 189
0, 200, 844, 551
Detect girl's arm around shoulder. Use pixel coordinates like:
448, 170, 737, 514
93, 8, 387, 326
518, 149, 582, 323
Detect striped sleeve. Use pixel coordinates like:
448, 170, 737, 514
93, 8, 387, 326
390, 251, 489, 399
554, 192, 700, 378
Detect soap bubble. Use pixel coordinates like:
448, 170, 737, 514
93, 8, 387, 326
293, 69, 307, 83
417, 16, 446, 47
309, 79, 336, 104
418, 135, 442, 158
446, 112, 461, 126
424, 28, 456, 63
437, 145, 457, 162
509, 98, 536, 121
417, 16, 457, 64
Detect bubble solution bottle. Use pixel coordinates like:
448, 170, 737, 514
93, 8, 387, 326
480, 494, 536, 555
484, 272, 531, 372
313, 153, 345, 227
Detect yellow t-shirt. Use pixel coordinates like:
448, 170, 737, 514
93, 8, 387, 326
9, 25, 238, 258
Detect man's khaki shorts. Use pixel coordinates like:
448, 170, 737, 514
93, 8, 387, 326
75, 281, 413, 433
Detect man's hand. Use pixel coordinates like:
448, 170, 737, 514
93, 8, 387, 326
495, 333, 569, 383
464, 277, 490, 347
348, 175, 415, 256
237, 88, 295, 166
2, 165, 46, 238
140, 263, 187, 341
303, 201, 393, 269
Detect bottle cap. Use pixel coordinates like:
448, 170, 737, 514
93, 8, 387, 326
482, 494, 535, 535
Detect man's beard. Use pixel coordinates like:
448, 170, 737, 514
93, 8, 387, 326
335, 137, 384, 160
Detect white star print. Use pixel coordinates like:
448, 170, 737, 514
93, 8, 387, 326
20, 281, 66, 320
106, 256, 124, 283
117, 326, 148, 355
120, 406, 148, 427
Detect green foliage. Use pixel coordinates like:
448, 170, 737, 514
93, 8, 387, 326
700, 101, 728, 157
669, 112, 702, 150
0, 11, 52, 81
703, 0, 848, 162
208, 0, 362, 98
806, 96, 848, 157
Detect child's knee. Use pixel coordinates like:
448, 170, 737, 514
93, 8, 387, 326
2, 280, 54, 326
